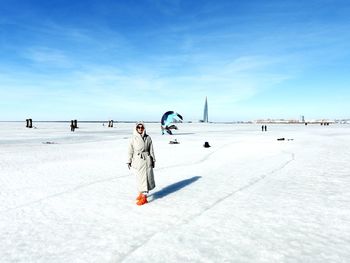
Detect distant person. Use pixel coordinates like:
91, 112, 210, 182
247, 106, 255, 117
70, 122, 75, 132
127, 122, 156, 206
261, 125, 264, 132
264, 125, 267, 131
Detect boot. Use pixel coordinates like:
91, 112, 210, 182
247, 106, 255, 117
136, 193, 143, 201
136, 194, 148, 206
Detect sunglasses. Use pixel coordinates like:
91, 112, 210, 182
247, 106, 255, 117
137, 126, 144, 129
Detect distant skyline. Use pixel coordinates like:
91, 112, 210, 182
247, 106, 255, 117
1, 0, 350, 121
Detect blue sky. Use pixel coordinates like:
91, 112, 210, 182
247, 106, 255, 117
1, 0, 349, 121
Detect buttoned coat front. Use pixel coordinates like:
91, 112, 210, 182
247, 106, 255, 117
127, 124, 156, 192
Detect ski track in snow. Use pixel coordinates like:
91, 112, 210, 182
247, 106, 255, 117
2, 123, 350, 262
0, 142, 219, 215
156, 138, 241, 170
0, 175, 128, 214
1, 135, 248, 262
181, 151, 296, 224
1, 138, 236, 215
4, 137, 294, 262
118, 149, 295, 262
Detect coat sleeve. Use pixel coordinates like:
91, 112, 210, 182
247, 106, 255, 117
149, 137, 156, 163
127, 138, 134, 163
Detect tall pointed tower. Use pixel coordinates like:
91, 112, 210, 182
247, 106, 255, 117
203, 97, 208, 123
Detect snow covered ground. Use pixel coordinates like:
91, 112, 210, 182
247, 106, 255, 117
1, 122, 349, 262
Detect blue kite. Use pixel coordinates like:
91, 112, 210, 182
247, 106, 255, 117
161, 111, 183, 135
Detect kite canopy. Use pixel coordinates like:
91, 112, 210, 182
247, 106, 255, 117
161, 111, 183, 127
160, 111, 183, 135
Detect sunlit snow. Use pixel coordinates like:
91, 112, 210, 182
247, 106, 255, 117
1, 122, 349, 262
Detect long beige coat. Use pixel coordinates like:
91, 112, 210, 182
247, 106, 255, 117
127, 124, 156, 192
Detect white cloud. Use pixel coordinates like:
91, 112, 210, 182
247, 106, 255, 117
1, 52, 293, 120
22, 47, 73, 68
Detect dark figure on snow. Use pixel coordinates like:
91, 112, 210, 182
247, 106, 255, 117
70, 122, 75, 132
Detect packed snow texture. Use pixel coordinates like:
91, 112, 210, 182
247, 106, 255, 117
1, 122, 349, 262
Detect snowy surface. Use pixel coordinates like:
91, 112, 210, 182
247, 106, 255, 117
1, 122, 350, 262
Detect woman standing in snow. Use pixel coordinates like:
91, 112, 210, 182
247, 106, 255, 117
127, 122, 156, 206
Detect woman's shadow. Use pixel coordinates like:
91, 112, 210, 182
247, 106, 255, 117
150, 176, 201, 200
